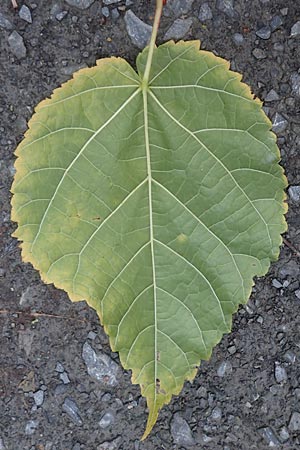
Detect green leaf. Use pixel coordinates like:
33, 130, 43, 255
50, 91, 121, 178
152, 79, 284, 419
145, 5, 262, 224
11, 41, 287, 438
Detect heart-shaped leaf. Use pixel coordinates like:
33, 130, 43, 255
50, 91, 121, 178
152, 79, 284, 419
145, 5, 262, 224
11, 40, 287, 438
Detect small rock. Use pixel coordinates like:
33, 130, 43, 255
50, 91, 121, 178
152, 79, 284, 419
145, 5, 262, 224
72, 444, 81, 450
87, 331, 97, 340
103, 0, 119, 4
252, 48, 267, 60
265, 89, 279, 102
19, 5, 32, 23
111, 8, 120, 21
291, 73, 300, 98
0, 12, 14, 30
259, 427, 280, 446
55, 362, 65, 373
280, 8, 288, 16
270, 15, 283, 32
216, 0, 236, 18
124, 10, 152, 49
97, 437, 121, 450
25, 420, 39, 436
290, 21, 300, 37
56, 11, 68, 21
99, 411, 115, 429
295, 289, 300, 300
60, 372, 70, 384
171, 413, 195, 446
102, 7, 109, 17
164, 18, 193, 41
232, 33, 244, 45
256, 26, 271, 40
279, 260, 300, 278
0, 438, 6, 450
62, 397, 83, 426
284, 350, 296, 364
274, 363, 287, 383
65, 0, 95, 9
279, 426, 290, 443
33, 390, 44, 406
272, 113, 288, 133
217, 361, 232, 377
164, 0, 194, 17
8, 31, 27, 59
198, 3, 213, 22
82, 342, 119, 386
288, 186, 300, 203
228, 345, 236, 354
54, 383, 68, 396
272, 279, 282, 288
211, 406, 222, 421
289, 412, 300, 431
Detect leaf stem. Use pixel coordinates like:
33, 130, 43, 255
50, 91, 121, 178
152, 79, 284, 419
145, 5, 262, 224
142, 0, 164, 86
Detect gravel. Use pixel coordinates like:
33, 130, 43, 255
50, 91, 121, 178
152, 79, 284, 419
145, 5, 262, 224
216, 0, 236, 18
265, 89, 279, 102
256, 26, 271, 40
259, 427, 280, 446
170, 413, 195, 446
62, 397, 83, 426
19, 5, 32, 24
164, 0, 195, 17
217, 360, 232, 377
124, 10, 152, 49
290, 21, 300, 37
99, 411, 115, 429
0, 12, 13, 30
64, 0, 95, 9
272, 112, 288, 133
288, 186, 300, 203
290, 72, 300, 98
33, 389, 44, 406
82, 342, 119, 386
232, 32, 244, 45
164, 18, 193, 41
198, 3, 213, 22
8, 31, 26, 59
289, 412, 300, 432
252, 48, 267, 60
274, 363, 287, 383
25, 420, 39, 436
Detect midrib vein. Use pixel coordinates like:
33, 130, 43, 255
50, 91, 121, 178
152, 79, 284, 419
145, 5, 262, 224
143, 87, 158, 405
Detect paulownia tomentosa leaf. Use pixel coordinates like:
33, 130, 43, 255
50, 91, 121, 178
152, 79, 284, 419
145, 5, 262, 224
11, 40, 287, 438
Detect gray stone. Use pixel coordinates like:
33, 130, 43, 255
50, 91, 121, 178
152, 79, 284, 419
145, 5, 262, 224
232, 33, 244, 45
0, 12, 13, 30
25, 420, 39, 436
256, 26, 271, 40
103, 0, 119, 4
279, 260, 300, 278
217, 360, 232, 377
0, 438, 6, 450
279, 426, 290, 442
270, 15, 283, 32
88, 330, 97, 340
164, 18, 193, 41
54, 383, 68, 396
165, 0, 194, 17
288, 186, 300, 203
99, 411, 115, 429
280, 8, 288, 16
211, 406, 222, 421
60, 371, 70, 384
19, 5, 32, 23
291, 73, 300, 98
56, 11, 68, 21
274, 363, 287, 383
272, 113, 288, 133
124, 10, 152, 49
198, 3, 213, 22
265, 89, 279, 102
102, 7, 110, 18
259, 427, 280, 446
111, 8, 120, 21
289, 412, 300, 431
62, 397, 83, 426
290, 21, 300, 37
252, 48, 266, 60
72, 444, 81, 450
97, 438, 121, 450
55, 362, 65, 373
295, 289, 300, 300
82, 342, 119, 386
272, 279, 282, 289
216, 0, 236, 18
65, 0, 95, 9
284, 350, 296, 364
171, 413, 195, 446
8, 31, 27, 59
33, 389, 44, 406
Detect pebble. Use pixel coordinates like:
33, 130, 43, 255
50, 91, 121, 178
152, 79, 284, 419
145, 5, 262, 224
216, 0, 236, 18
252, 48, 266, 60
82, 342, 119, 387
289, 412, 300, 431
290, 73, 300, 98
60, 372, 70, 384
265, 89, 279, 102
228, 345, 236, 354
111, 8, 120, 21
164, 0, 194, 17
272, 113, 288, 133
272, 279, 282, 289
103, 0, 119, 4
288, 186, 300, 203
274, 363, 287, 383
0, 12, 13, 30
72, 444, 81, 450
25, 420, 39, 436
198, 3, 213, 22
279, 260, 300, 278
217, 361, 232, 377
232, 33, 244, 45
33, 389, 44, 406
55, 362, 65, 373
56, 11, 68, 21
211, 406, 222, 421
279, 426, 290, 442
170, 413, 195, 446
87, 331, 97, 340
164, 18, 193, 41
259, 427, 280, 446
124, 10, 152, 49
65, 0, 95, 9
280, 8, 288, 16
99, 411, 115, 429
62, 397, 83, 426
270, 15, 283, 32
54, 383, 68, 396
97, 438, 121, 450
102, 7, 109, 17
8, 31, 27, 59
256, 26, 271, 40
290, 21, 300, 37
295, 289, 300, 300
19, 5, 32, 23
